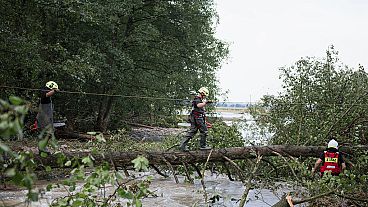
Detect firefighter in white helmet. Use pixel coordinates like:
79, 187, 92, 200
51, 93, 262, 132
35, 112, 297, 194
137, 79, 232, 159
180, 87, 212, 151
312, 138, 346, 176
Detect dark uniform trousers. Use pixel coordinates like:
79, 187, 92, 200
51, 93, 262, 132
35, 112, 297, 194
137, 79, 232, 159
181, 114, 208, 148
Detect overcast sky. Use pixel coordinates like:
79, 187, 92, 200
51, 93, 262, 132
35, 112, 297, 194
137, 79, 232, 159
215, 0, 368, 102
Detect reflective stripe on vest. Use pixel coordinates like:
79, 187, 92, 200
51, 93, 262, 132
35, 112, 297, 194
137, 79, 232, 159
320, 151, 341, 174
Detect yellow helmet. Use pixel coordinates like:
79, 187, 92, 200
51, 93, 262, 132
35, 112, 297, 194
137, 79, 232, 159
198, 87, 209, 96
46, 81, 58, 90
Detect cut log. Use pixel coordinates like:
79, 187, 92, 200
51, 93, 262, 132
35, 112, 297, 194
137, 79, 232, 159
55, 130, 95, 141
272, 195, 292, 207
33, 145, 368, 168
125, 122, 155, 129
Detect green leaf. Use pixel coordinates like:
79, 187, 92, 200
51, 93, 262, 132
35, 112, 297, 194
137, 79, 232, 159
46, 184, 53, 191
96, 134, 106, 143
0, 142, 10, 152
72, 199, 83, 207
27, 191, 39, 201
40, 152, 48, 158
69, 185, 76, 192
45, 166, 52, 172
0, 99, 9, 108
56, 153, 67, 167
5, 168, 16, 177
14, 106, 28, 114
9, 96, 23, 105
82, 156, 93, 167
116, 171, 124, 180
135, 199, 142, 207
38, 138, 48, 150
12, 172, 23, 185
58, 199, 68, 206
117, 188, 133, 199
131, 156, 149, 172
65, 160, 72, 167
23, 175, 34, 189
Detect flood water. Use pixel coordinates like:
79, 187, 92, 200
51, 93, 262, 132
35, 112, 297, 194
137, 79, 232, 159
0, 171, 291, 207
1, 112, 287, 206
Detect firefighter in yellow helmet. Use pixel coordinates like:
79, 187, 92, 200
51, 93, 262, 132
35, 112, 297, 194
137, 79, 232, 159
180, 87, 212, 151
36, 81, 59, 131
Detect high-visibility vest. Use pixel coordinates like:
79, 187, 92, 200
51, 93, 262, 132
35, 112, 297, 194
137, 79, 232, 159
320, 151, 341, 174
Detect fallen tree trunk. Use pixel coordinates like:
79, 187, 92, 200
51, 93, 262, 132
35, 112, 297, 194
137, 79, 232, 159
34, 145, 368, 168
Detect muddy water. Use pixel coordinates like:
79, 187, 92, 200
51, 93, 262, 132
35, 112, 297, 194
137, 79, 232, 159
147, 174, 292, 207
0, 171, 289, 207
1, 112, 284, 206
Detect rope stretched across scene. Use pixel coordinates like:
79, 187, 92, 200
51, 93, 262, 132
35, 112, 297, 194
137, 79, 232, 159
3, 85, 368, 106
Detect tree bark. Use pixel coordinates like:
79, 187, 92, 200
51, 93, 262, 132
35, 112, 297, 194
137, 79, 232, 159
33, 145, 368, 168
95, 96, 114, 132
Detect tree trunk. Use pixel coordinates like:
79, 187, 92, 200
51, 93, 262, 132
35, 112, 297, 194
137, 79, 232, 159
33, 145, 367, 168
96, 96, 114, 132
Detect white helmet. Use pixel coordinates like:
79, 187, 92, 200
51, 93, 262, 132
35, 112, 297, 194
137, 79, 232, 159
328, 139, 338, 149
46, 81, 58, 90
198, 87, 209, 96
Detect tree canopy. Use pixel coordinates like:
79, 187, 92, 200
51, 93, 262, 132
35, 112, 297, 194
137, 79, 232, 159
0, 0, 228, 131
252, 46, 368, 146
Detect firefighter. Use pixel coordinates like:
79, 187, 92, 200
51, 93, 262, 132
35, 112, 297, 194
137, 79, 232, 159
36, 81, 59, 131
312, 139, 346, 176
180, 87, 212, 151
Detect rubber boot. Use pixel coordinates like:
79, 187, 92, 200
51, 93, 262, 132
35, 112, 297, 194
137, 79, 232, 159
180, 138, 190, 152
200, 135, 211, 150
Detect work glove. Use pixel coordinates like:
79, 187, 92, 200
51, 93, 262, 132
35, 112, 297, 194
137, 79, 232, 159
206, 100, 215, 104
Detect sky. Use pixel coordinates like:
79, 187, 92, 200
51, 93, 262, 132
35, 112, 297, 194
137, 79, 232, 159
215, 0, 368, 103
